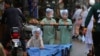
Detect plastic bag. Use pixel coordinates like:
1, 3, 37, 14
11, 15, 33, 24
82, 35, 85, 43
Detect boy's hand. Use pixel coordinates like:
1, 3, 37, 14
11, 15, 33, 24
40, 46, 44, 50
29, 19, 39, 25
50, 23, 58, 26
50, 22, 54, 26
40, 48, 44, 50
34, 19, 39, 24
55, 23, 59, 26
40, 22, 44, 25
64, 22, 68, 26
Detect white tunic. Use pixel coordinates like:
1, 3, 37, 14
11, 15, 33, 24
26, 36, 44, 48
72, 9, 82, 20
72, 9, 82, 35
85, 7, 93, 44
81, 10, 88, 27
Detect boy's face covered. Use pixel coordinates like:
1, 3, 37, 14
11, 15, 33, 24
62, 14, 68, 19
46, 12, 53, 18
35, 31, 40, 38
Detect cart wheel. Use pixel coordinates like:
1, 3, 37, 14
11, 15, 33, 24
67, 45, 72, 56
61, 49, 64, 56
27, 53, 29, 56
65, 48, 68, 56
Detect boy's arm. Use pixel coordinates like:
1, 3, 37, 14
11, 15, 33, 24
50, 19, 57, 25
53, 19, 56, 24
39, 37, 44, 48
68, 19, 73, 30
40, 19, 45, 25
58, 19, 61, 29
26, 38, 32, 48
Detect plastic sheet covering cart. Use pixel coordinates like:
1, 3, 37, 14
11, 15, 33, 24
44, 44, 72, 56
27, 44, 72, 56
27, 47, 59, 56
59, 44, 72, 56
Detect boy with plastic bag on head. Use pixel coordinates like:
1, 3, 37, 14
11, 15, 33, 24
58, 9, 72, 44
40, 8, 57, 44
26, 27, 44, 49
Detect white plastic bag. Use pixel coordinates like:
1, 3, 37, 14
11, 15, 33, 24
82, 35, 85, 43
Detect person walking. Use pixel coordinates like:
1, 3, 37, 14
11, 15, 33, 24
84, 0, 100, 56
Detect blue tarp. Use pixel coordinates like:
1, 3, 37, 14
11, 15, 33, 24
27, 44, 72, 56
27, 47, 59, 56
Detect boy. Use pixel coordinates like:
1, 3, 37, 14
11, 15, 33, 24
26, 28, 44, 48
40, 8, 57, 44
59, 9, 72, 44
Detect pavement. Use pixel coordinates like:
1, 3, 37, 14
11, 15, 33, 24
70, 40, 87, 56
56, 31, 88, 56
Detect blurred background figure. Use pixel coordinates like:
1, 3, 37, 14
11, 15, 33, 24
72, 5, 82, 39
84, 0, 95, 56
28, 0, 38, 18
84, 0, 100, 56
79, 5, 88, 42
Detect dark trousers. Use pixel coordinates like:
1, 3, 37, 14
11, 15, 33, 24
92, 31, 100, 56
1, 27, 11, 49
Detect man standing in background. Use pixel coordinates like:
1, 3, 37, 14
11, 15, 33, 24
28, 0, 38, 18
84, 0, 100, 56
